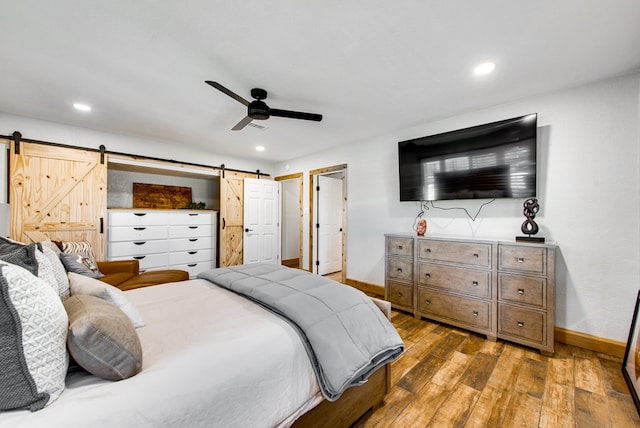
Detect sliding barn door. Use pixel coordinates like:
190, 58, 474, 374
219, 170, 256, 267
9, 141, 107, 260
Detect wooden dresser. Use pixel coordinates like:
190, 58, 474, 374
385, 234, 556, 355
108, 209, 217, 278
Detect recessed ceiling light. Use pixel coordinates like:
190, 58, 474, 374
473, 62, 495, 75
255, 146, 265, 152
73, 103, 92, 112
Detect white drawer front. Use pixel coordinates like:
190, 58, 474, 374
110, 253, 168, 270
169, 225, 213, 239
168, 211, 214, 226
108, 240, 169, 258
171, 261, 215, 278
169, 249, 213, 265
108, 211, 170, 226
109, 226, 169, 242
169, 237, 213, 252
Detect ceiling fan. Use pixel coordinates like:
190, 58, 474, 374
205, 81, 323, 130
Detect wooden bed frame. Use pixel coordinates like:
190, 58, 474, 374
292, 364, 390, 428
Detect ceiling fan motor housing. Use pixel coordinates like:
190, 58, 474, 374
249, 100, 270, 120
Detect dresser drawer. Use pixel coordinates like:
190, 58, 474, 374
108, 226, 169, 242
108, 240, 169, 258
386, 257, 413, 282
418, 262, 491, 299
169, 237, 214, 252
110, 253, 169, 270
386, 236, 413, 258
417, 240, 491, 268
171, 261, 215, 278
168, 225, 214, 239
417, 288, 491, 330
108, 210, 170, 226
169, 249, 214, 265
499, 245, 546, 274
499, 274, 546, 308
498, 303, 545, 344
386, 281, 413, 308
168, 211, 214, 226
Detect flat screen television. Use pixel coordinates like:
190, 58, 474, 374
398, 113, 537, 201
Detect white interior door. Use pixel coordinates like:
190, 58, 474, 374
243, 178, 280, 264
316, 175, 343, 275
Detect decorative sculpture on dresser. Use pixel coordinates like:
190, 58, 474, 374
516, 198, 545, 243
416, 218, 427, 236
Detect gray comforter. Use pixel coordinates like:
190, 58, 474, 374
198, 263, 404, 401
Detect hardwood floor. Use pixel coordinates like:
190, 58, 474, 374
354, 310, 640, 428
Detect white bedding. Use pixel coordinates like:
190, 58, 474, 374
0, 279, 322, 428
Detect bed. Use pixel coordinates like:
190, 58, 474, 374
0, 261, 403, 428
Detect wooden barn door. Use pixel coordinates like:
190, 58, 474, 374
219, 170, 256, 267
9, 141, 107, 260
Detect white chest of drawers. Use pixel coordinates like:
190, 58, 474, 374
108, 209, 218, 278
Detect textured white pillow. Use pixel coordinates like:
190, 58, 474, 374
40, 246, 70, 300
68, 272, 145, 328
0, 262, 69, 411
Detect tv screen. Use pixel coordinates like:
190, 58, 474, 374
398, 114, 537, 201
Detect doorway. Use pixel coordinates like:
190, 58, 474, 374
275, 172, 303, 269
309, 164, 347, 282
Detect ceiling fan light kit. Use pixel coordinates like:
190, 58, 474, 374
206, 81, 323, 130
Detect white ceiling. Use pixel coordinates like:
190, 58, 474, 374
1, 1, 639, 162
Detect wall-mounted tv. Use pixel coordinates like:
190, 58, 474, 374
398, 113, 537, 201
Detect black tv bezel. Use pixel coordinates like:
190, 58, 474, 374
398, 113, 538, 202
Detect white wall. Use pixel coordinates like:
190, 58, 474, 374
274, 73, 640, 342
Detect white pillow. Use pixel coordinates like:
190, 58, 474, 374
68, 272, 145, 328
40, 246, 70, 300
34, 246, 71, 300
0, 261, 69, 411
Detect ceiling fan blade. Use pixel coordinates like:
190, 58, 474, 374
269, 108, 323, 122
232, 115, 253, 131
205, 81, 249, 106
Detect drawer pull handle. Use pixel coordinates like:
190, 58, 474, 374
188, 251, 198, 255
397, 268, 402, 273
398, 245, 403, 250
188, 263, 197, 267
133, 256, 146, 260
518, 288, 525, 294
473, 311, 479, 317
473, 253, 479, 258
189, 226, 199, 229
517, 257, 525, 263
133, 227, 146, 231
517, 321, 524, 327
424, 273, 431, 278
472, 281, 478, 286
133, 241, 146, 245
189, 238, 198, 242
396, 292, 403, 297
188, 213, 199, 216
133, 213, 147, 217
425, 248, 431, 254
425, 300, 431, 305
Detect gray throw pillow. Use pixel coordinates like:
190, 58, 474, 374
64, 295, 143, 381
0, 240, 39, 276
0, 261, 69, 411
59, 252, 104, 279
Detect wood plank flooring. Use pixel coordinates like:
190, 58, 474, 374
354, 310, 640, 428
